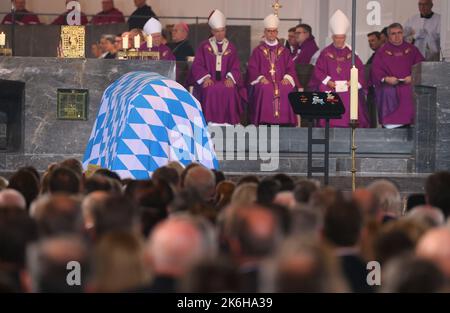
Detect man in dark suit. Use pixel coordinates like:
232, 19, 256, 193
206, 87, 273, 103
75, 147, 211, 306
128, 0, 157, 30
323, 199, 374, 293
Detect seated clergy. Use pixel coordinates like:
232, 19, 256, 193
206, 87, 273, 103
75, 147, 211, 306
247, 14, 300, 126
371, 23, 425, 129
313, 10, 369, 128
191, 10, 243, 125
141, 18, 176, 61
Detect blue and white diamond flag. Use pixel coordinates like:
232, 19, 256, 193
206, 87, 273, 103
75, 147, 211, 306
83, 72, 219, 179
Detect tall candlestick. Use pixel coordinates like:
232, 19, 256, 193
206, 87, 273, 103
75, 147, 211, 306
350, 66, 359, 121
146, 35, 153, 49
122, 35, 129, 50
134, 34, 140, 49
0, 32, 5, 46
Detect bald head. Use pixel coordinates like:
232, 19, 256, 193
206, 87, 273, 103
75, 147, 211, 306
0, 189, 27, 210
147, 218, 204, 277
184, 166, 216, 200
416, 228, 450, 277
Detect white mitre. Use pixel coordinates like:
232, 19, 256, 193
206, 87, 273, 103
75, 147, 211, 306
330, 9, 350, 35
208, 9, 226, 29
143, 17, 162, 35
264, 14, 280, 29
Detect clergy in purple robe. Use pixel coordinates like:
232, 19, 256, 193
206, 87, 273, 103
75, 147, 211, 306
247, 14, 300, 126
294, 24, 320, 65
371, 23, 425, 128
141, 17, 176, 61
191, 9, 243, 125
313, 10, 369, 128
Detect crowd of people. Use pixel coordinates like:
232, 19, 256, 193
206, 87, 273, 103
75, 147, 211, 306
0, 159, 450, 293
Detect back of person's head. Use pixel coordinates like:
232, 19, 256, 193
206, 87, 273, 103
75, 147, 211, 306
152, 166, 180, 188
368, 180, 402, 218
83, 175, 118, 195
169, 188, 216, 223
274, 239, 347, 293
416, 227, 450, 278
180, 257, 239, 293
92, 232, 149, 293
146, 217, 206, 278
166, 161, 185, 178
0, 189, 27, 210
374, 224, 415, 265
294, 180, 319, 205
381, 254, 446, 293
425, 172, 450, 219
59, 159, 83, 178
48, 167, 81, 195
323, 199, 362, 247
93, 168, 122, 184
228, 205, 280, 259
134, 180, 174, 212
8, 168, 40, 210
19, 166, 40, 183
92, 194, 139, 239
290, 207, 322, 238
180, 163, 200, 188
309, 187, 343, 214
30, 194, 83, 237
0, 207, 38, 271
237, 175, 260, 186
215, 181, 236, 210
352, 188, 380, 220
407, 206, 445, 229
25, 236, 88, 293
273, 174, 295, 191
257, 178, 282, 206
124, 179, 154, 203
230, 183, 258, 208
184, 166, 216, 201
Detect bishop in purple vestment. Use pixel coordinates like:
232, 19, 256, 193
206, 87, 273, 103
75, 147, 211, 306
247, 14, 300, 126
313, 10, 369, 128
191, 9, 243, 125
141, 17, 176, 61
371, 23, 425, 128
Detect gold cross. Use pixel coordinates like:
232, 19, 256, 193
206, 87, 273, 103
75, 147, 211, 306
269, 66, 276, 76
272, 0, 283, 16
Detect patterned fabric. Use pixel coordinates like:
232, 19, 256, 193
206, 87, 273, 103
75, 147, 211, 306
83, 72, 218, 179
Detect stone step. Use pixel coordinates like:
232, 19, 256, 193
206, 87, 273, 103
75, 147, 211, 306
209, 126, 414, 155
219, 155, 415, 174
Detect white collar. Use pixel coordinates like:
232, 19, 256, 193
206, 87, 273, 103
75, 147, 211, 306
265, 39, 279, 47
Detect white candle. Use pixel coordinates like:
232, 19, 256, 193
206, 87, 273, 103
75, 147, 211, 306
134, 34, 140, 49
0, 32, 5, 46
122, 35, 129, 50
350, 66, 359, 121
146, 35, 153, 49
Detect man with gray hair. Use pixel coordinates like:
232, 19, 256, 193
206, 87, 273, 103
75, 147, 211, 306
183, 166, 216, 202
367, 180, 403, 221
404, 0, 441, 61
140, 217, 207, 292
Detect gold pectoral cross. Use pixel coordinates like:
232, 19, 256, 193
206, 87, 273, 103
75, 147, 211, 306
270, 65, 276, 76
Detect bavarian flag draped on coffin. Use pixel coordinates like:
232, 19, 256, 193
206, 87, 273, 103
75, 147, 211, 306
83, 72, 219, 179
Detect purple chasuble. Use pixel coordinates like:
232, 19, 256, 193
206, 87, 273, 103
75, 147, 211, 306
313, 44, 370, 128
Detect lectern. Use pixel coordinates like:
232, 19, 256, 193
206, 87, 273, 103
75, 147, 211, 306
289, 92, 345, 185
